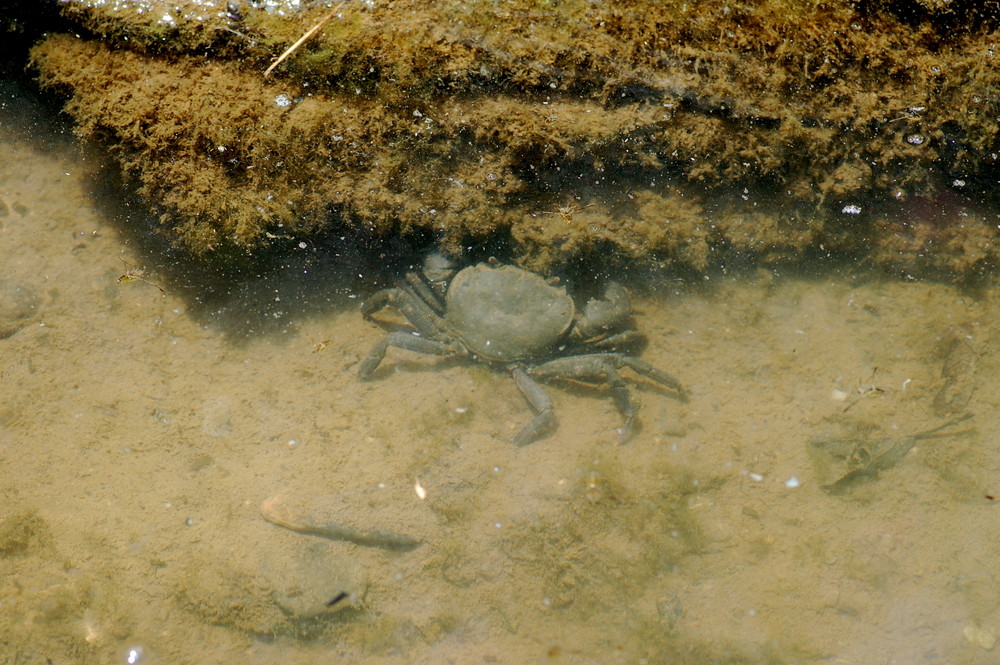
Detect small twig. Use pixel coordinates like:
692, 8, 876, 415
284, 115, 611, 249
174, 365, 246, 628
264, 1, 347, 77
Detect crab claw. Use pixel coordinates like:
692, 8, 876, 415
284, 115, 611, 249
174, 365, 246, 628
576, 281, 631, 339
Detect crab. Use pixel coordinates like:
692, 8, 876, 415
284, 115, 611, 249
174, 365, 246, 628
358, 254, 686, 446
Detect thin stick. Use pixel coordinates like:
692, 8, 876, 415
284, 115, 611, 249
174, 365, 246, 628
264, 1, 346, 77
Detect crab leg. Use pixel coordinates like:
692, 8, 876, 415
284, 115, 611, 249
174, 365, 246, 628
510, 366, 557, 447
358, 332, 460, 378
359, 286, 398, 317
525, 354, 638, 444
619, 356, 688, 402
404, 271, 446, 314
579, 330, 646, 352
361, 286, 450, 339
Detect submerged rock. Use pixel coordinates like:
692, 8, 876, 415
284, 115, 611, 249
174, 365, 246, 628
24, 0, 1000, 278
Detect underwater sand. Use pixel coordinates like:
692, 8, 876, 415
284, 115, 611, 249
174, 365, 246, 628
2, 82, 1000, 665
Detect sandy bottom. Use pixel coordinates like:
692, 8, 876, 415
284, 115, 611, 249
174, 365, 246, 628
2, 83, 1000, 665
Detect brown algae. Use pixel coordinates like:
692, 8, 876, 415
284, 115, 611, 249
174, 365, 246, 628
23, 0, 1000, 278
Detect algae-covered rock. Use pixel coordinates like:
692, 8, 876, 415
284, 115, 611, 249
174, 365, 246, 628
26, 0, 1000, 277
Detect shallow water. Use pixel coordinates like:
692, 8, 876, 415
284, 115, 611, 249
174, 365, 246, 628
2, 81, 1000, 665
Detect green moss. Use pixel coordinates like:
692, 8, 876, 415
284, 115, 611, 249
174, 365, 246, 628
0, 508, 50, 555
340, 613, 424, 655
494, 451, 711, 622
623, 613, 806, 665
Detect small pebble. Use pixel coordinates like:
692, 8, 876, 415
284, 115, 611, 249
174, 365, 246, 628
964, 624, 997, 650
962, 624, 997, 651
